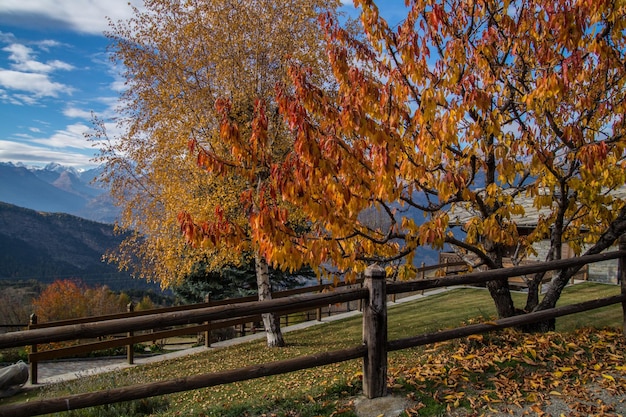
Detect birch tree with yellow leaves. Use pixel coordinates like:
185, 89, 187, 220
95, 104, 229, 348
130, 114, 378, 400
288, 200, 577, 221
96, 0, 342, 347
182, 0, 626, 331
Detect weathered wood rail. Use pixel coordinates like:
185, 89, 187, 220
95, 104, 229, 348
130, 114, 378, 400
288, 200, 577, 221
438, 252, 590, 287
22, 276, 370, 383
1, 247, 625, 417
10, 260, 446, 385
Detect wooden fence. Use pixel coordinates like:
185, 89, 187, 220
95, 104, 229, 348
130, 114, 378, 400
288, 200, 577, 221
14, 260, 459, 385
22, 276, 372, 384
0, 248, 625, 417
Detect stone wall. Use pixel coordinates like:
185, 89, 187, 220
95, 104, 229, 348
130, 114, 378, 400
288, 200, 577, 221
529, 240, 619, 284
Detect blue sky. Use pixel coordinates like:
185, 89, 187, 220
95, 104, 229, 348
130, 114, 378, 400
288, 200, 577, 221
0, 1, 408, 170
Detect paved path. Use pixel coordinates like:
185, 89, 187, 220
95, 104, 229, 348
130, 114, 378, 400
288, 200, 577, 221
27, 313, 362, 386
26, 288, 451, 387
26, 320, 329, 386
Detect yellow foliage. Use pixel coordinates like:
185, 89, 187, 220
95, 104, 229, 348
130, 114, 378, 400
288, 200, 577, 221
96, 0, 342, 287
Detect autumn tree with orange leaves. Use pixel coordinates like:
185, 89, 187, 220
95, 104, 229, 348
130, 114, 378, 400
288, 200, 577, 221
32, 280, 127, 322
96, 0, 345, 347
278, 0, 626, 327
182, 0, 626, 330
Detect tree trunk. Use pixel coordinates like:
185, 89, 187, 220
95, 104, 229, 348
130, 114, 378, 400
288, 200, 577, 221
486, 279, 516, 318
483, 239, 516, 319
518, 271, 556, 332
538, 269, 574, 310
530, 207, 626, 331
524, 272, 543, 312
521, 267, 577, 332
255, 252, 285, 347
522, 192, 566, 330
519, 317, 556, 333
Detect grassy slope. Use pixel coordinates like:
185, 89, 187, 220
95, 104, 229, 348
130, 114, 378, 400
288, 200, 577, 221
3, 282, 624, 417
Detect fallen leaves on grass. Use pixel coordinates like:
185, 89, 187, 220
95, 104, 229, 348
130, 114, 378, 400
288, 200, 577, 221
33, 325, 626, 416
390, 327, 626, 416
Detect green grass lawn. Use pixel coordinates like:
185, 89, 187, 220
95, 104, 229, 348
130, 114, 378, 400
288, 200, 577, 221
2, 282, 624, 417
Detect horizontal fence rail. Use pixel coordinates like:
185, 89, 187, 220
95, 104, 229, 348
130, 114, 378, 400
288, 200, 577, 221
28, 316, 261, 362
0, 288, 367, 349
0, 346, 368, 417
1, 247, 625, 417
387, 250, 626, 295
388, 294, 626, 351
26, 278, 364, 330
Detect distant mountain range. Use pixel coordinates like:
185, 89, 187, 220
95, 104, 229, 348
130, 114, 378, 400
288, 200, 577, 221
0, 162, 442, 288
0, 163, 156, 289
0, 162, 119, 224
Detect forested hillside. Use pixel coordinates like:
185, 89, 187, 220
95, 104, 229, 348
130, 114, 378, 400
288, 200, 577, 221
0, 202, 152, 290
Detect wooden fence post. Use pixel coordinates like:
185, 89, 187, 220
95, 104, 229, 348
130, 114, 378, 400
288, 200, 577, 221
358, 280, 364, 312
29, 313, 38, 385
617, 234, 626, 336
316, 287, 323, 321
362, 264, 387, 399
204, 294, 211, 348
127, 302, 134, 365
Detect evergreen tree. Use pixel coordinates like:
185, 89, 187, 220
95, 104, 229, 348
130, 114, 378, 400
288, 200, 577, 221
173, 257, 313, 304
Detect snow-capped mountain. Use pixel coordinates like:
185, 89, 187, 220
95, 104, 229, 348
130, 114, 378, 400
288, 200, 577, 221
0, 162, 119, 224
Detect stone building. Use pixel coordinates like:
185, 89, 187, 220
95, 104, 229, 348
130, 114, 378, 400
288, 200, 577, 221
444, 187, 626, 284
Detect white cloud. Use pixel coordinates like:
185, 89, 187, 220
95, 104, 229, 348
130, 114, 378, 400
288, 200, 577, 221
0, 69, 71, 97
12, 57, 72, 73
3, 43, 74, 73
35, 39, 62, 51
32, 119, 51, 128
63, 106, 94, 119
0, 32, 14, 43
2, 92, 36, 105
0, 39, 75, 102
68, 93, 121, 119
12, 133, 35, 139
0, 139, 95, 168
109, 78, 126, 93
31, 123, 92, 149
95, 96, 118, 108
0, 0, 145, 35
3, 43, 30, 63
90, 52, 127, 93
